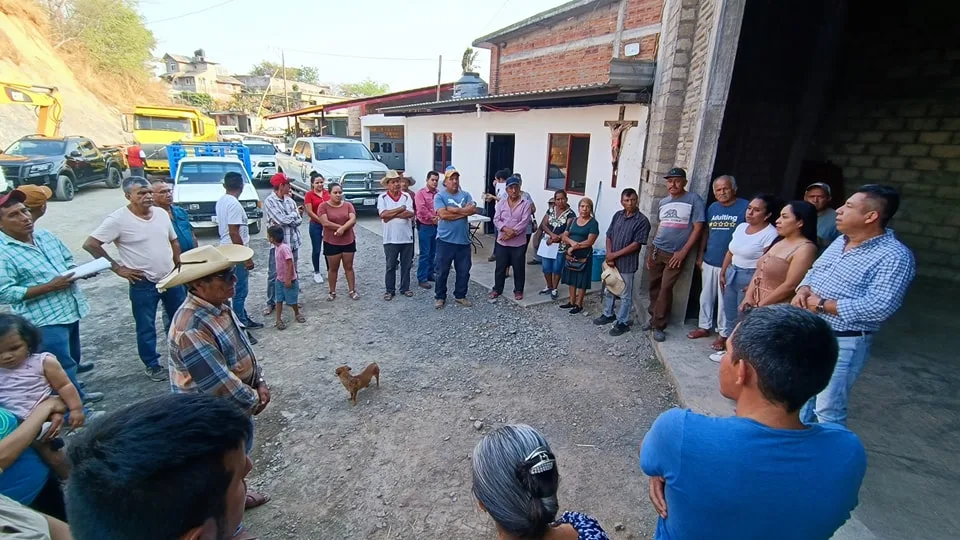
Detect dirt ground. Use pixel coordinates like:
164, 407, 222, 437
39, 185, 677, 539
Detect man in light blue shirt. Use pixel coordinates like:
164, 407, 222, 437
641, 305, 866, 540
433, 168, 477, 309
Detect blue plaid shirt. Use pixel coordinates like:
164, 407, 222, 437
0, 228, 89, 327
800, 229, 915, 332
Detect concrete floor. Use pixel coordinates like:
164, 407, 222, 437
650, 277, 959, 540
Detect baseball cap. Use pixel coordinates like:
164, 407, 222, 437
444, 168, 460, 179
269, 173, 290, 188
0, 189, 26, 208
505, 175, 521, 187
16, 185, 53, 208
805, 182, 832, 197
664, 167, 687, 179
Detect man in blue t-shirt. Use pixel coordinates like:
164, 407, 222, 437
640, 305, 866, 540
433, 168, 477, 309
689, 175, 748, 348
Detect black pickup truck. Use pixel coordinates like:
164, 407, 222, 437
0, 136, 126, 201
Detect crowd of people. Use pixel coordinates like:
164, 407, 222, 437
0, 155, 917, 537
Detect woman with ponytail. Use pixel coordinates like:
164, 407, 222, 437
472, 424, 609, 539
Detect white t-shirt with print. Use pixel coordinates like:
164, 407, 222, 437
728, 223, 778, 269
216, 194, 249, 246
376, 192, 414, 245
90, 207, 176, 282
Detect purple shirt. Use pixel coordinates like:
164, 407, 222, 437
494, 197, 532, 247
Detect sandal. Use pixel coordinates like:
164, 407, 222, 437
349, 291, 360, 301
384, 293, 394, 301
244, 482, 271, 510
711, 336, 726, 351
295, 313, 306, 323
326, 292, 336, 302
262, 305, 275, 316
687, 328, 711, 340
403, 290, 414, 297
275, 320, 287, 330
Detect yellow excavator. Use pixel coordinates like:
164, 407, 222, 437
0, 81, 63, 137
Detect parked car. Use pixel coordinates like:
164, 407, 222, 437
242, 139, 278, 187
217, 125, 243, 142
0, 135, 126, 200
275, 136, 389, 210
169, 143, 263, 235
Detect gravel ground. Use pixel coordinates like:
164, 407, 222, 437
38, 188, 678, 539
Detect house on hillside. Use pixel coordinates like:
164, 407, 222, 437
161, 49, 244, 101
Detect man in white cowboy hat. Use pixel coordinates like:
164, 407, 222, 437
377, 170, 416, 300
159, 244, 272, 516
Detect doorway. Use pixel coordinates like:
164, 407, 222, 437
484, 134, 515, 233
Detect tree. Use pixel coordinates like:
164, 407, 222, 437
177, 92, 214, 110
461, 47, 479, 73
336, 79, 390, 98
250, 61, 319, 85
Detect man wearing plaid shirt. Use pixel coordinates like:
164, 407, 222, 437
793, 184, 916, 426
0, 190, 101, 402
262, 173, 302, 315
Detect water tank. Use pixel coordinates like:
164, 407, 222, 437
453, 72, 488, 99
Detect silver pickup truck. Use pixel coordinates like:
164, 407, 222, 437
275, 136, 389, 210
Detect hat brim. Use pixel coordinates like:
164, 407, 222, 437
601, 263, 626, 297
157, 245, 254, 291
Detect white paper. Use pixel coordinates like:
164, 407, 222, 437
62, 258, 110, 279
537, 237, 560, 259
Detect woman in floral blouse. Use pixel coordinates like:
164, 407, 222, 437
536, 190, 575, 301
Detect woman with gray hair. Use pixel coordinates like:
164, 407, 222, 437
472, 424, 609, 539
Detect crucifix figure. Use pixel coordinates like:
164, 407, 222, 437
604, 105, 638, 188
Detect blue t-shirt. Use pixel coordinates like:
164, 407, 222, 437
0, 409, 50, 505
640, 408, 866, 540
703, 199, 748, 266
171, 206, 196, 252
434, 189, 475, 245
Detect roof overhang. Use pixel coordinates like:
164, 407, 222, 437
379, 83, 648, 117
473, 0, 619, 48
263, 83, 457, 120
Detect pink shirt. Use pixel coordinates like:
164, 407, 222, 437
494, 197, 532, 247
415, 187, 438, 225
274, 242, 297, 282
0, 353, 53, 418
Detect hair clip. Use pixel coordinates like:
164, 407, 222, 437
524, 447, 555, 475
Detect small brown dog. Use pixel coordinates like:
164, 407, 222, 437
334, 363, 380, 406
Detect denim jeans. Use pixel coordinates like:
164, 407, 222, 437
309, 221, 327, 273
129, 281, 186, 369
267, 247, 299, 307
720, 265, 755, 338
434, 240, 471, 300
493, 244, 526, 294
417, 224, 438, 283
233, 263, 251, 324
384, 242, 414, 294
38, 321, 85, 400
801, 333, 874, 426
602, 271, 636, 325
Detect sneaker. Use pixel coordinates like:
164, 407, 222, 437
487, 255, 496, 262
652, 329, 666, 342
145, 365, 167, 382
559, 302, 576, 309
709, 350, 725, 363
313, 272, 324, 284
241, 319, 265, 330
456, 298, 473, 307
569, 306, 583, 314
514, 292, 523, 300
609, 323, 631, 337
593, 314, 616, 326
527, 259, 541, 265
539, 287, 551, 295
82, 392, 105, 405
550, 289, 558, 300
76, 362, 95, 374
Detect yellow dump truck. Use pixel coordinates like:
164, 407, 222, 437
123, 105, 217, 176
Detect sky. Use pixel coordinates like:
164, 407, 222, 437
139, 0, 566, 92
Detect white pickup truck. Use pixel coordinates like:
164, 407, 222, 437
275, 136, 389, 210
172, 156, 263, 234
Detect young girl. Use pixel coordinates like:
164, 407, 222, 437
267, 226, 304, 329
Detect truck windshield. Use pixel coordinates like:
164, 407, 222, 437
177, 162, 248, 184
4, 139, 67, 156
312, 142, 375, 161
244, 143, 276, 155
135, 115, 192, 133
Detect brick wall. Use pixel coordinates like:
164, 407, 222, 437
482, 0, 663, 95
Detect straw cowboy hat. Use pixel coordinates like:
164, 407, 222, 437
380, 170, 402, 187
157, 245, 254, 291
601, 262, 626, 297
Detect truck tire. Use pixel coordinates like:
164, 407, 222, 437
55, 174, 75, 201
104, 166, 122, 188
249, 220, 261, 235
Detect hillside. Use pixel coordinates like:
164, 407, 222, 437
0, 0, 160, 147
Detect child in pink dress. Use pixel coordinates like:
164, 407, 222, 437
268, 226, 304, 329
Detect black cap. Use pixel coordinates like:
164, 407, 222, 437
664, 167, 687, 179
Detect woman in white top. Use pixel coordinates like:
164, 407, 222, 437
713, 195, 781, 357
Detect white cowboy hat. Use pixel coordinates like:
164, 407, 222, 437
601, 262, 626, 297
380, 169, 402, 187
157, 244, 254, 291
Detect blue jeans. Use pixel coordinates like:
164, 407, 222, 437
233, 263, 251, 324
309, 221, 327, 273
720, 265, 755, 338
129, 281, 186, 369
602, 271, 636, 325
38, 321, 85, 400
417, 224, 438, 283
801, 333, 873, 426
434, 240, 471, 300
267, 247, 299, 308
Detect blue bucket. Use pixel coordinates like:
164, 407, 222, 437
591, 249, 605, 282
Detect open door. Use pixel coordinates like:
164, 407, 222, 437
484, 134, 515, 234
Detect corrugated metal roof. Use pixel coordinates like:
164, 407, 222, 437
216, 75, 245, 86
379, 83, 621, 113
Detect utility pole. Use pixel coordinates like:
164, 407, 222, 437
436, 55, 442, 101
282, 49, 291, 133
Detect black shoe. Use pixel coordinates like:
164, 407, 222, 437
246, 331, 259, 345
527, 259, 541, 265
559, 302, 576, 309
593, 314, 616, 326
609, 323, 631, 337
145, 366, 167, 382
653, 329, 666, 342
241, 319, 265, 330
569, 306, 583, 314
76, 362, 95, 374
82, 391, 105, 404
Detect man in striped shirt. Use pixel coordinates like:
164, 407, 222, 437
793, 184, 916, 426
263, 173, 302, 315
594, 188, 651, 336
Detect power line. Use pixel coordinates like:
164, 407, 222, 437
145, 0, 239, 24
478, 0, 512, 35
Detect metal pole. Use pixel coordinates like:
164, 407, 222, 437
282, 50, 290, 133
436, 55, 442, 101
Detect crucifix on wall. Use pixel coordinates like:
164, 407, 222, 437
604, 105, 638, 188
